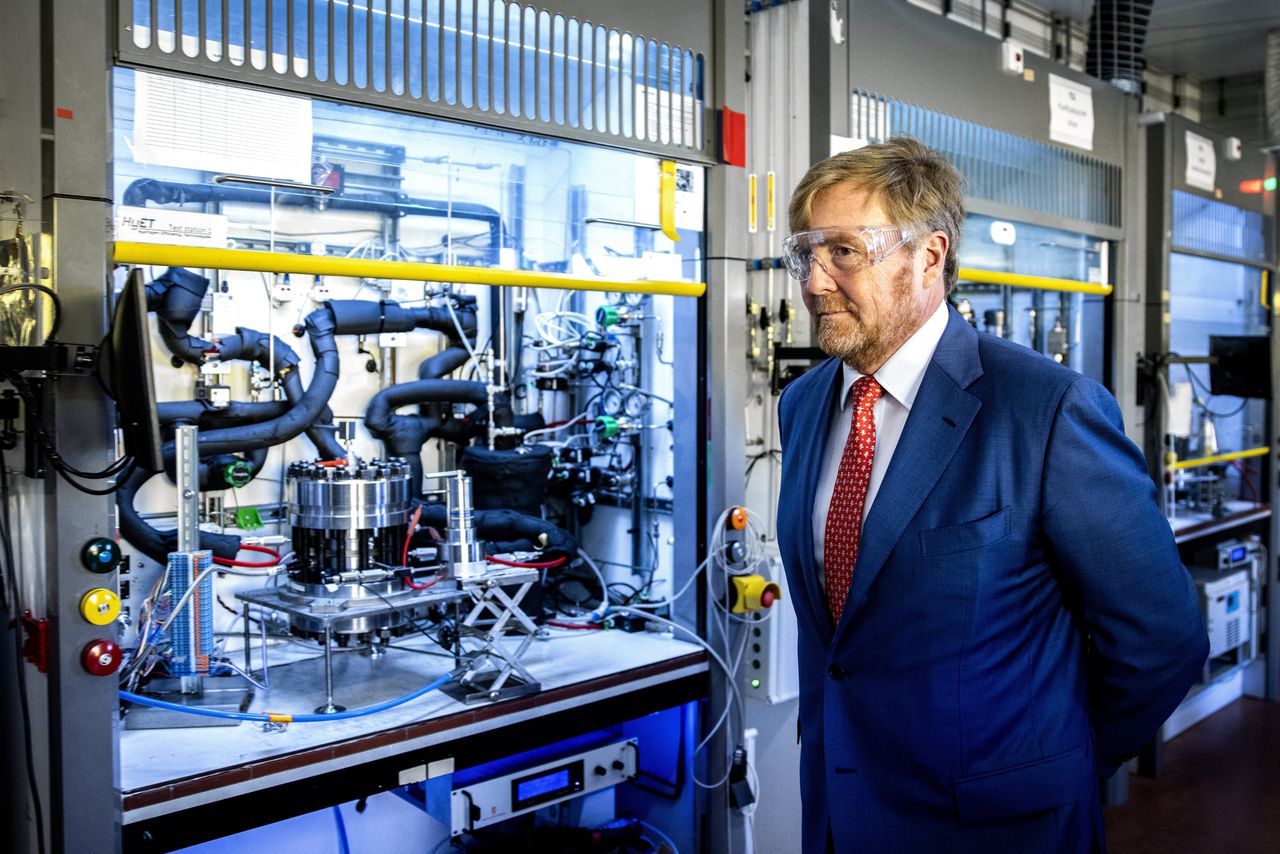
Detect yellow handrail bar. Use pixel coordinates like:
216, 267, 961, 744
113, 242, 707, 298
1169, 446, 1270, 471
957, 267, 1113, 296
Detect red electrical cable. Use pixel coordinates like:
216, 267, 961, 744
485, 554, 567, 569
212, 543, 281, 569
401, 504, 438, 589
548, 620, 602, 630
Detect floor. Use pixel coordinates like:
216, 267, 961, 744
1104, 698, 1280, 853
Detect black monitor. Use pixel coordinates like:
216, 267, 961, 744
109, 269, 165, 471
1208, 335, 1270, 400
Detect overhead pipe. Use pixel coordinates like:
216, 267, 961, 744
122, 178, 504, 249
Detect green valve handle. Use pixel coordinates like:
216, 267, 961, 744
596, 305, 621, 328
223, 460, 254, 488
594, 416, 620, 440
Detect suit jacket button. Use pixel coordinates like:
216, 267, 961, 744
828, 663, 846, 679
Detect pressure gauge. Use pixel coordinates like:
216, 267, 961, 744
600, 389, 625, 417
623, 392, 648, 418
621, 291, 647, 308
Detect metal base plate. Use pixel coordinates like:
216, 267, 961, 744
439, 670, 541, 705
124, 678, 255, 730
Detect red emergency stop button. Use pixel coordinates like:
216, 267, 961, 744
82, 639, 122, 676
761, 587, 777, 608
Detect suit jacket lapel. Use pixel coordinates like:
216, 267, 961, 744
834, 309, 984, 637
792, 357, 845, 648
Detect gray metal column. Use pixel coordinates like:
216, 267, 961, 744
41, 1, 120, 851
1113, 98, 1147, 447
703, 2, 751, 852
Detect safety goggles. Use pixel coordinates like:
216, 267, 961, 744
781, 225, 914, 282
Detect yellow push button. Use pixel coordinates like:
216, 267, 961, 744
80, 588, 121, 626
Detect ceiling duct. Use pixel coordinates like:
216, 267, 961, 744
1085, 0, 1155, 96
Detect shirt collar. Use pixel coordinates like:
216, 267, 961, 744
840, 301, 950, 410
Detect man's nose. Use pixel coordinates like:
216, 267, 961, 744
802, 257, 839, 296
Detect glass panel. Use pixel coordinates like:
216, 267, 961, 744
371, 0, 387, 92
552, 15, 566, 126
442, 0, 457, 105
506, 3, 520, 116
566, 18, 579, 128
459, 0, 474, 108
490, 0, 504, 113
619, 34, 632, 138
206, 0, 223, 61
1172, 190, 1271, 265
522, 6, 536, 119
133, 0, 152, 49
537, 10, 552, 123
1168, 253, 1269, 514
607, 29, 621, 136
475, 0, 490, 110
425, 0, 441, 101
956, 214, 1108, 383
406, 0, 423, 98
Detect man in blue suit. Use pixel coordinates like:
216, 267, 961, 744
775, 137, 1207, 853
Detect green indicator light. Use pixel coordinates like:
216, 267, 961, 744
1265, 177, 1278, 192
750, 678, 761, 689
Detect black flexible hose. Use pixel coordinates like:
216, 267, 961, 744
122, 179, 504, 249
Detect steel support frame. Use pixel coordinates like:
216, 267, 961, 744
700, 2, 751, 853
0, 2, 122, 853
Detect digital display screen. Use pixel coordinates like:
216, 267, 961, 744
516, 769, 572, 803
1231, 547, 1247, 562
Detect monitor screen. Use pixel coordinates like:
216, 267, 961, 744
1208, 335, 1269, 400
110, 269, 165, 471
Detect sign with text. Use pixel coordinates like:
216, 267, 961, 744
1048, 74, 1094, 151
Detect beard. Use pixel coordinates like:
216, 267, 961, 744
811, 265, 925, 374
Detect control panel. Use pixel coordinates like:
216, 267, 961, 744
450, 738, 637, 834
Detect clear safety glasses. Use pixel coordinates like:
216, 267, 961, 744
781, 225, 914, 282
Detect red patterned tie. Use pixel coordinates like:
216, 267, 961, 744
824, 375, 882, 624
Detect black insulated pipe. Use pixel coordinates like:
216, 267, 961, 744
1086, 0, 1155, 96
144, 268, 343, 458
413, 502, 577, 557
122, 179, 505, 250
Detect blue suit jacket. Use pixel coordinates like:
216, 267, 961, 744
776, 308, 1208, 853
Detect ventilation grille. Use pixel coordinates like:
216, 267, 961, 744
119, 1, 705, 154
1172, 190, 1273, 265
1225, 617, 1241, 651
851, 89, 1122, 228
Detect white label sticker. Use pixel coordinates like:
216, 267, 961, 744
1184, 131, 1217, 192
115, 206, 228, 247
1048, 73, 1094, 151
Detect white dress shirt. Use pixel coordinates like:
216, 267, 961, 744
812, 301, 950, 584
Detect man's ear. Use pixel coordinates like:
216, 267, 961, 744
922, 231, 948, 289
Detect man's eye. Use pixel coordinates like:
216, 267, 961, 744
831, 245, 862, 257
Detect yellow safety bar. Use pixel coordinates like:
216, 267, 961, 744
1169, 446, 1270, 471
957, 267, 1113, 296
113, 242, 706, 298
1261, 269, 1270, 310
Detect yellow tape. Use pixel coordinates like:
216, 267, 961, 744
267, 713, 294, 723
748, 174, 758, 234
